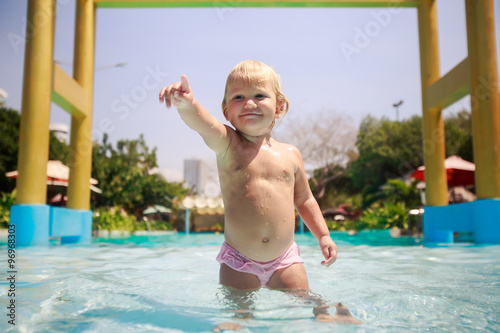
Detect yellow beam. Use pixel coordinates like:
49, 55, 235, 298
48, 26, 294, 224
426, 57, 470, 110
52, 63, 88, 119
465, 0, 500, 199
16, 0, 56, 204
67, 0, 96, 210
417, 0, 448, 206
93, 0, 419, 8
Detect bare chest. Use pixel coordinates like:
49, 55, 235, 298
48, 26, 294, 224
219, 144, 296, 187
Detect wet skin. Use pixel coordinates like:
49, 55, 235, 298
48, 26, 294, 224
159, 74, 337, 290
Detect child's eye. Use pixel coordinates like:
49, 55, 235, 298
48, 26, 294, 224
255, 94, 266, 99
233, 95, 244, 101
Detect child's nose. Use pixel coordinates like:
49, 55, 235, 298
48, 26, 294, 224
244, 99, 257, 108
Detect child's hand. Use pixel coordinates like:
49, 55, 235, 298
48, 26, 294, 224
159, 75, 194, 110
319, 236, 338, 267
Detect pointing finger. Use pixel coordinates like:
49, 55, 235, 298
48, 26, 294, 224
180, 75, 190, 92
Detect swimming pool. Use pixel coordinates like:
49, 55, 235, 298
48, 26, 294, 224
1, 231, 499, 332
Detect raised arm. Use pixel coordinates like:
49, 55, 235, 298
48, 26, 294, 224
159, 75, 231, 154
292, 147, 338, 267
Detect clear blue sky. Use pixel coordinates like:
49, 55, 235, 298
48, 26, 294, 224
1, 1, 499, 183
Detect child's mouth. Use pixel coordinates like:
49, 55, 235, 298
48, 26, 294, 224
241, 112, 261, 117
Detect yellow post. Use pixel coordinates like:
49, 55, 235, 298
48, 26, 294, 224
66, 0, 95, 210
417, 0, 448, 206
465, 0, 500, 199
16, 0, 56, 204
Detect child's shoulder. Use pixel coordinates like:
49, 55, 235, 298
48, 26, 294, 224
272, 139, 303, 159
272, 138, 299, 151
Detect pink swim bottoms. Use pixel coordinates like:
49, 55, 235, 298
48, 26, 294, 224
216, 241, 304, 287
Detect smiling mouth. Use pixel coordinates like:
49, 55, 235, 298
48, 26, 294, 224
240, 113, 261, 117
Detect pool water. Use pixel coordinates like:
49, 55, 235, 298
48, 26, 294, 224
1, 231, 499, 332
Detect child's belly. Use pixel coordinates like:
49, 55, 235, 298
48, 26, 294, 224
223, 198, 297, 261
224, 230, 297, 262
220, 173, 297, 261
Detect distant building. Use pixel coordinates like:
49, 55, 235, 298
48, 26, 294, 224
184, 159, 208, 194
49, 123, 69, 143
0, 87, 8, 106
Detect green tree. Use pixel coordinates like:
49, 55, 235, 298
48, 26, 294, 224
364, 178, 421, 210
49, 134, 69, 164
1, 106, 70, 193
1, 107, 186, 221
309, 165, 358, 209
350, 115, 424, 207
444, 110, 473, 162
0, 107, 20, 193
351, 111, 472, 207
91, 133, 187, 214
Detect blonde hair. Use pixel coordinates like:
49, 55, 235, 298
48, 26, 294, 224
221, 60, 290, 118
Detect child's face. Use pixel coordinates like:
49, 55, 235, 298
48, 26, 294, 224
224, 78, 281, 137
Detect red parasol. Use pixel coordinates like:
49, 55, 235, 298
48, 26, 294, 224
5, 160, 101, 192
411, 155, 475, 187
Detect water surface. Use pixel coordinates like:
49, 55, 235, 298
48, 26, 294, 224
1, 232, 498, 332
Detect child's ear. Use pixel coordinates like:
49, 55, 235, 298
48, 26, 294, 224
275, 101, 285, 119
223, 107, 229, 120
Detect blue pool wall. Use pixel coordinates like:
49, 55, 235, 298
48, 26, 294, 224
423, 198, 500, 244
10, 204, 92, 246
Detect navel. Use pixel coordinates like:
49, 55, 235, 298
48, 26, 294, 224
262, 238, 269, 244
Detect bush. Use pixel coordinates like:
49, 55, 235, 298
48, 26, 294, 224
0, 190, 16, 229
146, 219, 175, 231
325, 218, 357, 232
93, 208, 176, 232
93, 208, 137, 232
356, 202, 408, 231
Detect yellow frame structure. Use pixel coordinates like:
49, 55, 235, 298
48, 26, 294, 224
13, 0, 500, 244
